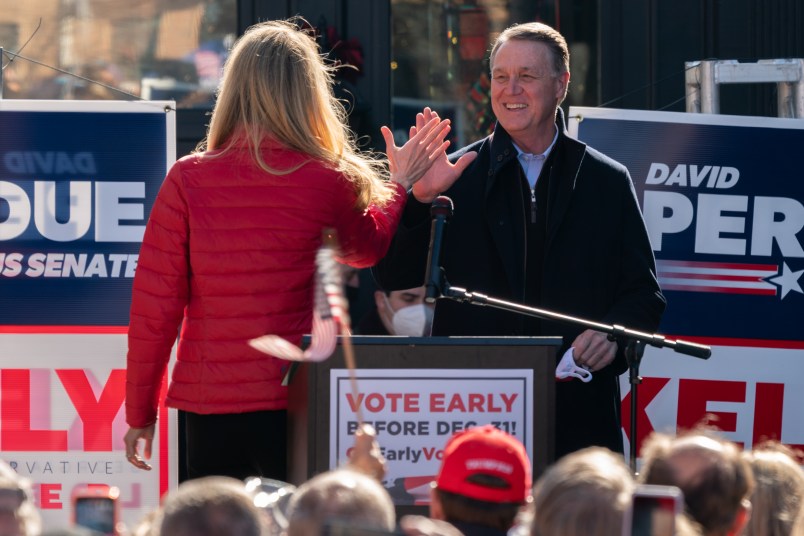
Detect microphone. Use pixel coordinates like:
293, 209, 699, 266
673, 338, 712, 359
424, 196, 454, 303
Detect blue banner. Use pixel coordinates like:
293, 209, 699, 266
0, 101, 174, 326
569, 108, 804, 343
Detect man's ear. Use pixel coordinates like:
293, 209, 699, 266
373, 290, 387, 312
555, 71, 570, 102
728, 499, 751, 536
429, 485, 445, 520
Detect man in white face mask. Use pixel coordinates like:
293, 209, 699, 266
355, 286, 434, 337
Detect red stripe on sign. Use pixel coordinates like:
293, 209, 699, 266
659, 272, 770, 282
663, 335, 804, 349
660, 283, 777, 295
657, 260, 779, 271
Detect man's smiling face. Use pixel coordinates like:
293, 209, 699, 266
490, 39, 568, 153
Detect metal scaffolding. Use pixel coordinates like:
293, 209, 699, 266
685, 59, 804, 118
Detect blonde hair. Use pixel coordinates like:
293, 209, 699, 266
531, 447, 634, 536
742, 442, 804, 536
199, 18, 394, 210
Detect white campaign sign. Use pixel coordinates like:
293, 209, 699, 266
621, 344, 804, 455
0, 333, 178, 531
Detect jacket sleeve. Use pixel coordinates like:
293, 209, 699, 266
126, 162, 190, 427
332, 181, 411, 269
603, 171, 666, 375
371, 191, 433, 291
602, 171, 666, 331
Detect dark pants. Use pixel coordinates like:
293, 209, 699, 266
181, 409, 288, 482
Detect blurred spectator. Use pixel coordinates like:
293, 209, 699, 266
425, 425, 530, 535
285, 468, 396, 536
793, 504, 804, 535
675, 514, 706, 536
639, 430, 754, 536
129, 508, 160, 536
356, 286, 433, 336
742, 441, 804, 536
399, 515, 463, 536
244, 477, 296, 536
530, 446, 633, 536
0, 459, 41, 536
345, 423, 388, 482
72, 62, 123, 100
41, 529, 100, 536
157, 476, 265, 536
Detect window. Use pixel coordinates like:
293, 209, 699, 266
390, 0, 598, 145
0, 0, 236, 108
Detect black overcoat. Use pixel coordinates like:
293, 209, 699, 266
374, 110, 666, 458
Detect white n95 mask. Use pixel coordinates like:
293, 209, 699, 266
391, 304, 434, 337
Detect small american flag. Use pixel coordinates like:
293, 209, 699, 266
249, 230, 348, 362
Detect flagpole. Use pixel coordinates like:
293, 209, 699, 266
339, 325, 364, 425
321, 229, 364, 425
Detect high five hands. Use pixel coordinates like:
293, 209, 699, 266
380, 108, 477, 197
381, 116, 452, 191
409, 107, 478, 203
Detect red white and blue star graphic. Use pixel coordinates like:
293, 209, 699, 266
656, 260, 803, 299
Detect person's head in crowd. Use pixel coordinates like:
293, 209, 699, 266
285, 468, 395, 536
399, 515, 464, 536
639, 430, 754, 536
129, 508, 160, 536
41, 529, 101, 536
157, 476, 265, 536
741, 441, 804, 536
244, 477, 296, 536
530, 446, 633, 536
375, 286, 433, 337
793, 501, 804, 536
429, 425, 531, 533
0, 460, 41, 536
674, 513, 706, 536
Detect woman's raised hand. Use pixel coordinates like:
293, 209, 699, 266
381, 114, 452, 191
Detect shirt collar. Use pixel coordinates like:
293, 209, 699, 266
512, 124, 559, 160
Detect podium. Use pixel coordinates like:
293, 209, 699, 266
287, 335, 560, 514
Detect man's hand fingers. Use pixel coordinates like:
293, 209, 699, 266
452, 151, 478, 174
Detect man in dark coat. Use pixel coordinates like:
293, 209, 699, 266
374, 22, 665, 458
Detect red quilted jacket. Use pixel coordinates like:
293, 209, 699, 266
125, 140, 406, 427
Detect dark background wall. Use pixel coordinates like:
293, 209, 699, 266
175, 0, 803, 158
599, 0, 804, 116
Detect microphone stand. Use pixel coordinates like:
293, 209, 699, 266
424, 197, 711, 472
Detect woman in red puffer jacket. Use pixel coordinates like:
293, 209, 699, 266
123, 18, 455, 481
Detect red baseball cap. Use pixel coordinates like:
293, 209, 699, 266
435, 425, 531, 504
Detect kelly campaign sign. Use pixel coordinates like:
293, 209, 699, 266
568, 107, 804, 453
329, 369, 533, 505
0, 334, 177, 531
0, 100, 177, 530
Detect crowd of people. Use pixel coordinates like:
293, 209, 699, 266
2, 426, 804, 536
